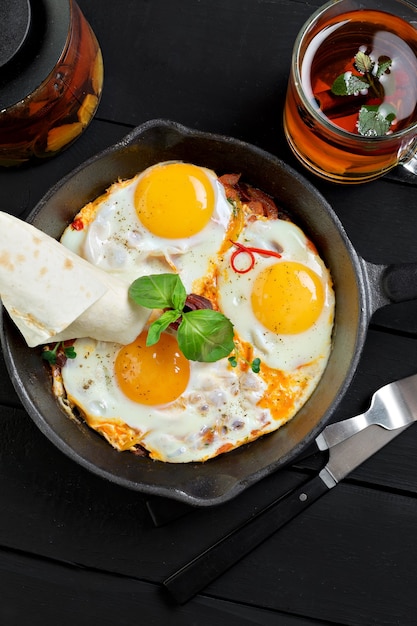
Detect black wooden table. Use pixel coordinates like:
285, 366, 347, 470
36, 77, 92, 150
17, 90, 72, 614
1, 1, 417, 624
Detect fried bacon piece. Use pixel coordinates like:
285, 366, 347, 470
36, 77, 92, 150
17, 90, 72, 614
219, 173, 280, 219
183, 293, 213, 312
219, 173, 242, 203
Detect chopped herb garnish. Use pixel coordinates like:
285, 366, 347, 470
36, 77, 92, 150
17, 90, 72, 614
228, 347, 261, 373
251, 357, 261, 373
42, 341, 77, 365
129, 274, 235, 363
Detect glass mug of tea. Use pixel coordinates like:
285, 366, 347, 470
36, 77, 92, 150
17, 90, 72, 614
283, 0, 417, 183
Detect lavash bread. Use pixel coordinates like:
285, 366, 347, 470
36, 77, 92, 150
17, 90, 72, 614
0, 212, 149, 347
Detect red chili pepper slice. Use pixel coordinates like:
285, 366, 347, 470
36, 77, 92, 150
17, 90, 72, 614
229, 240, 282, 274
71, 218, 84, 231
230, 247, 255, 273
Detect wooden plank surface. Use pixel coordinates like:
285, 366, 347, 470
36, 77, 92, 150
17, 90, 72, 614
1, 0, 417, 624
0, 547, 321, 626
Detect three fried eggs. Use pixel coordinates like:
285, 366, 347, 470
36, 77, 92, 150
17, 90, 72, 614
57, 161, 335, 463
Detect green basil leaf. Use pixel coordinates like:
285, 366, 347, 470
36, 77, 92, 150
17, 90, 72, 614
357, 105, 394, 137
178, 309, 234, 362
129, 273, 186, 310
171, 275, 187, 311
146, 309, 180, 346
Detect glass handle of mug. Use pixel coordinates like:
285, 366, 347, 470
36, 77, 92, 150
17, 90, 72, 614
385, 141, 417, 185
402, 149, 417, 175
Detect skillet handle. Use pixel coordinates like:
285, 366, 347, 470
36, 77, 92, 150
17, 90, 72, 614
382, 263, 417, 303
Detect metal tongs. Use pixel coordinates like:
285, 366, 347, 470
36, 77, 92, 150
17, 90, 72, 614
162, 372, 417, 604
315, 373, 417, 451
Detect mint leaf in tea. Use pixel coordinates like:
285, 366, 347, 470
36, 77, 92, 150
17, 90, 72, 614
357, 105, 396, 137
306, 10, 417, 137
331, 72, 370, 97
330, 51, 394, 135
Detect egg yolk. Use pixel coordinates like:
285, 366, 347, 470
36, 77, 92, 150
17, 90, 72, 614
115, 331, 190, 405
251, 261, 324, 334
134, 163, 215, 238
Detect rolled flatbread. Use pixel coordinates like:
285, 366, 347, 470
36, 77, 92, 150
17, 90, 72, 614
0, 212, 150, 346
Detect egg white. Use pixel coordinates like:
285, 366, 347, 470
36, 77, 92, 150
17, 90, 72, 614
60, 162, 233, 292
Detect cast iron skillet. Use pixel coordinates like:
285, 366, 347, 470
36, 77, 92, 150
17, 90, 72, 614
2, 119, 417, 506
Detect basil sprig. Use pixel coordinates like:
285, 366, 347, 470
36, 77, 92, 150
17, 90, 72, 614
129, 274, 235, 362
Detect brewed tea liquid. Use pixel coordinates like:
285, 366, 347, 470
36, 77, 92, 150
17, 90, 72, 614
284, 7, 417, 182
304, 9, 417, 134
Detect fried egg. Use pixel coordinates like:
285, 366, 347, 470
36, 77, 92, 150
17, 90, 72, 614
61, 161, 234, 291
56, 162, 335, 463
217, 218, 334, 372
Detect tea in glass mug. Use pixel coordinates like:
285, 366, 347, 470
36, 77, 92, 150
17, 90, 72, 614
283, 0, 417, 183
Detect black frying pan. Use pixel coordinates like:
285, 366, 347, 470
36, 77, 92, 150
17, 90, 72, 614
2, 119, 417, 506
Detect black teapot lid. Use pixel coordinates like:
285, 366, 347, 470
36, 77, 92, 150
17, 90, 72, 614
0, 0, 70, 110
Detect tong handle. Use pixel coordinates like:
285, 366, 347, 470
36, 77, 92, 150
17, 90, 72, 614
316, 412, 369, 450
163, 473, 329, 604
316, 373, 417, 451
